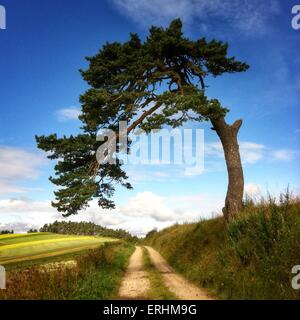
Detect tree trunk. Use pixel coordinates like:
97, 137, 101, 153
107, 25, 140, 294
210, 116, 244, 221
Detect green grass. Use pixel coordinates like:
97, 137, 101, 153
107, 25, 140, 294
73, 242, 134, 299
142, 247, 176, 300
0, 232, 116, 267
0, 242, 134, 300
145, 193, 300, 300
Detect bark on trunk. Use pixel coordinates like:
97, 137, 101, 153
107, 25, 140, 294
210, 116, 244, 221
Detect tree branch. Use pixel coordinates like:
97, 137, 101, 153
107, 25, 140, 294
91, 101, 163, 177
231, 119, 243, 133
127, 102, 162, 133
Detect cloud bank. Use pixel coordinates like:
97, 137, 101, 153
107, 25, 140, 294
0, 191, 222, 236
0, 147, 46, 194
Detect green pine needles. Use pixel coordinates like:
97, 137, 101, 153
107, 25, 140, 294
36, 19, 248, 217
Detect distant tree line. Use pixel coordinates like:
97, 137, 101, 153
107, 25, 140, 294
0, 230, 14, 234
27, 229, 38, 233
39, 221, 136, 240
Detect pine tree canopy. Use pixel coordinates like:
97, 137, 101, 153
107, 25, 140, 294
36, 19, 249, 217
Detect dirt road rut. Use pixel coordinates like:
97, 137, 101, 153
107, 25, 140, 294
145, 246, 211, 300
119, 246, 212, 300
118, 246, 150, 299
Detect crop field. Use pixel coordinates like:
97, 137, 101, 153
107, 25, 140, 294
0, 232, 116, 266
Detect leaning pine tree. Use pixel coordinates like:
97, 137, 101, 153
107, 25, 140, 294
36, 19, 249, 221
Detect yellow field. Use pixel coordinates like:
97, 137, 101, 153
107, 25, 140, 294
0, 232, 116, 266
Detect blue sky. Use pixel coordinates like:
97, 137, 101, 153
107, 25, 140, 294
0, 0, 299, 235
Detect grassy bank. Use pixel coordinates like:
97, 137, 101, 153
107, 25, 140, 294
145, 194, 300, 299
0, 242, 134, 300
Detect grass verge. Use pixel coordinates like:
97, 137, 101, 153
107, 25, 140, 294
0, 241, 134, 300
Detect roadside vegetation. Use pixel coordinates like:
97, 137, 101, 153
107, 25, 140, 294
144, 192, 300, 300
0, 242, 134, 300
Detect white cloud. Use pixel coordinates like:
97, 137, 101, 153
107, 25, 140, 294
240, 142, 265, 164
0, 181, 26, 194
111, 0, 279, 35
272, 149, 298, 161
0, 198, 57, 233
0, 198, 54, 214
205, 141, 265, 164
56, 107, 81, 121
0, 147, 46, 194
205, 141, 299, 167
120, 191, 173, 221
0, 147, 45, 180
0, 191, 222, 236
112, 0, 194, 26
244, 183, 261, 197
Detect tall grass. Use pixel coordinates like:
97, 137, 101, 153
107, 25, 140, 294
145, 192, 300, 300
0, 242, 134, 300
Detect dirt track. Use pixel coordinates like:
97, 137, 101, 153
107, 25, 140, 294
145, 246, 211, 300
118, 246, 150, 299
118, 246, 212, 300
